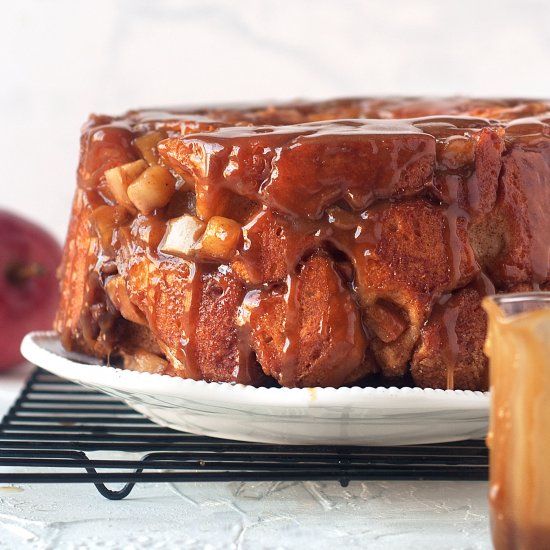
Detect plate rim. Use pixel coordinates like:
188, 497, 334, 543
21, 331, 490, 411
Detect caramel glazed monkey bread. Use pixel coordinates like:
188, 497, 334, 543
55, 97, 550, 391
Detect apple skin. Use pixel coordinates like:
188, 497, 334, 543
0, 210, 62, 370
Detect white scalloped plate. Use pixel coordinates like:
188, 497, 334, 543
21, 331, 489, 446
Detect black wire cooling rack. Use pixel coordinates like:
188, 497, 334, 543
0, 368, 488, 500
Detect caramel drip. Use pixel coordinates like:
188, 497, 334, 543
442, 299, 459, 391
474, 274, 496, 390
443, 205, 466, 290
279, 272, 302, 386
422, 274, 495, 391
517, 141, 550, 285
429, 293, 460, 390
234, 289, 262, 385
473, 271, 496, 296
176, 263, 202, 380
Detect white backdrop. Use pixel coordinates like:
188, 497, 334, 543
2, 0, 550, 241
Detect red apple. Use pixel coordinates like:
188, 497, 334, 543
0, 210, 62, 370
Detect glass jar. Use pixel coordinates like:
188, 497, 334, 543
483, 293, 550, 550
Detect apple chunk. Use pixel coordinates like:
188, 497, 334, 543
159, 214, 206, 259
196, 216, 242, 261
104, 159, 147, 211
127, 166, 176, 215
134, 131, 167, 165
123, 349, 168, 374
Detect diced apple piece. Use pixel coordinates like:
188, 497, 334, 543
196, 216, 242, 261
105, 275, 146, 325
159, 214, 206, 258
104, 160, 147, 211
127, 166, 176, 215
91, 205, 130, 250
134, 131, 167, 166
123, 349, 168, 374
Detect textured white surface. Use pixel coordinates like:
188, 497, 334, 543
0, 367, 493, 549
0, 460, 491, 550
2, 0, 550, 241
0, 368, 492, 549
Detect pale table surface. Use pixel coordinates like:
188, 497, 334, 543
0, 365, 492, 550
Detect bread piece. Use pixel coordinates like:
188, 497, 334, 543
411, 284, 489, 391
56, 97, 550, 390
245, 254, 371, 387
196, 269, 268, 385
354, 200, 478, 377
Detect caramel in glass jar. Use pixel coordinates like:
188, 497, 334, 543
483, 294, 550, 550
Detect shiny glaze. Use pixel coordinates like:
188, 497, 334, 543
161, 119, 435, 219
59, 97, 550, 388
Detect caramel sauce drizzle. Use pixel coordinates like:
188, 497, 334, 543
67, 97, 550, 387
